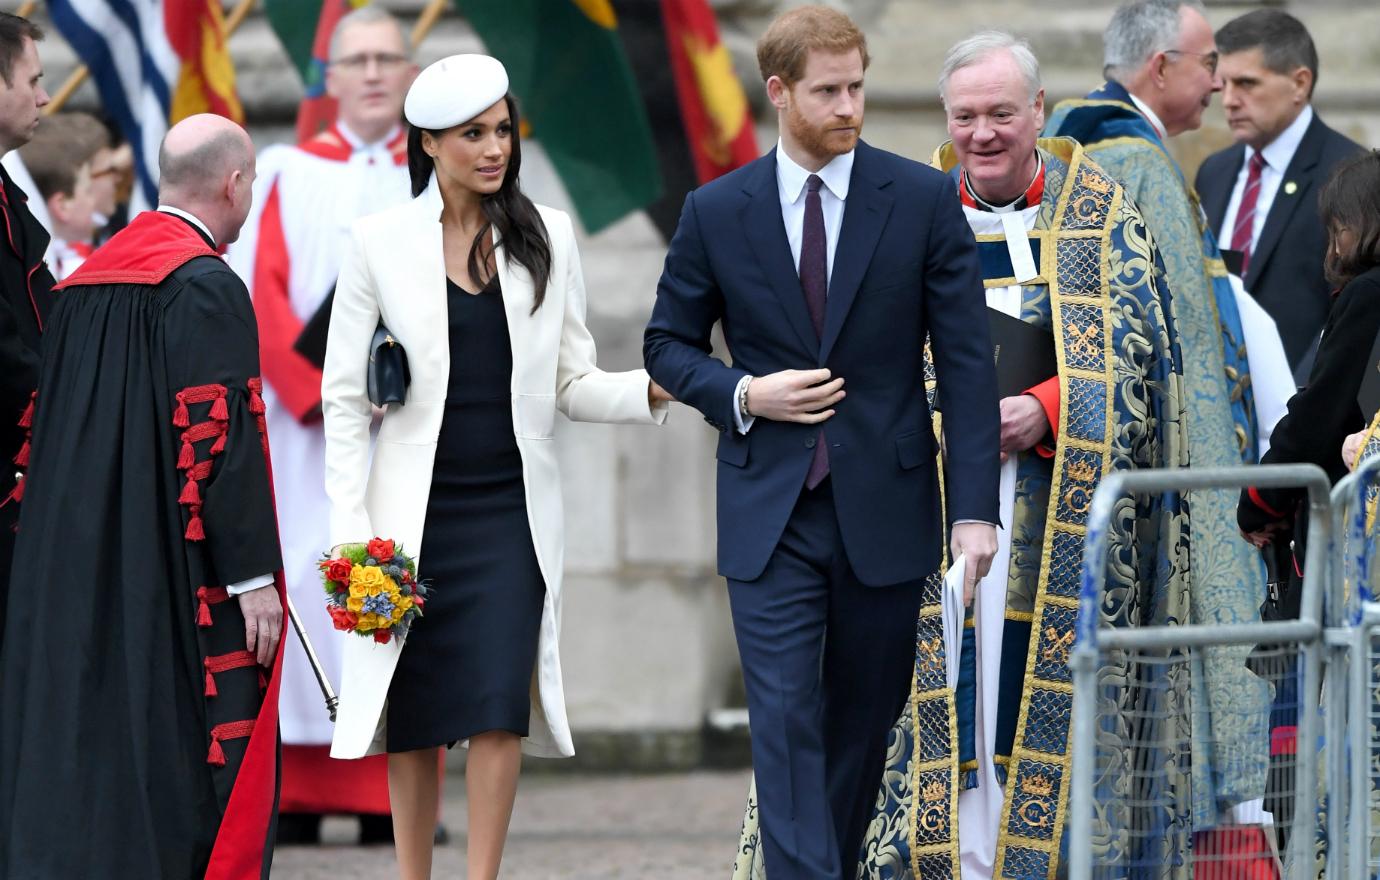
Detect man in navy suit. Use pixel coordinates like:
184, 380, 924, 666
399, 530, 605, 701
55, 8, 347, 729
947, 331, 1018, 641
643, 6, 1000, 876
1195, 9, 1364, 378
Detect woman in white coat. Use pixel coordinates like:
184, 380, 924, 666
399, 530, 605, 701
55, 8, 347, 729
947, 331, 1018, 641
321, 55, 668, 879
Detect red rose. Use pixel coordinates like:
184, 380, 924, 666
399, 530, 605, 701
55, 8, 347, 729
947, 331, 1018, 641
327, 605, 357, 632
373, 628, 392, 644
325, 558, 352, 584
413, 594, 425, 609
367, 538, 395, 563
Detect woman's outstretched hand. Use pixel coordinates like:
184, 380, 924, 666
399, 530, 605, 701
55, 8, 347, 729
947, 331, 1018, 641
649, 380, 676, 407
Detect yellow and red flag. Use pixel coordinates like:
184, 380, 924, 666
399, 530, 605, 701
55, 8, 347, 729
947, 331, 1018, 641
166, 0, 244, 124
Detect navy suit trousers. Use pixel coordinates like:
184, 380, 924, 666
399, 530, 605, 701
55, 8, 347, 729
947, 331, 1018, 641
727, 479, 925, 879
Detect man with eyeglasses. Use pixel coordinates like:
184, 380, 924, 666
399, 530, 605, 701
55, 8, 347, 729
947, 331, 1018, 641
226, 4, 417, 846
1045, 0, 1288, 870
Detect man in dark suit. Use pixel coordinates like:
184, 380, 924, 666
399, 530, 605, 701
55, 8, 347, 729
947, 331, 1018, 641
1195, 8, 1364, 378
0, 12, 54, 652
643, 6, 1000, 877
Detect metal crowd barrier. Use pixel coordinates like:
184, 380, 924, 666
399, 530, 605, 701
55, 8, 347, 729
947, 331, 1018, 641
1328, 454, 1380, 879
1069, 464, 1332, 880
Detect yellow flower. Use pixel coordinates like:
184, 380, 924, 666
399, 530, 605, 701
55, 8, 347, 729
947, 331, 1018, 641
346, 594, 365, 613
390, 604, 406, 623
350, 564, 389, 598
396, 595, 414, 613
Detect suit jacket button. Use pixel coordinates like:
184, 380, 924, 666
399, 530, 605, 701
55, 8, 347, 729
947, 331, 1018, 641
804, 437, 816, 449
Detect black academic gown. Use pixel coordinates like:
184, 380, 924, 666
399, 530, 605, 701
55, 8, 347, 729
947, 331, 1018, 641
0, 159, 56, 652
0, 211, 285, 879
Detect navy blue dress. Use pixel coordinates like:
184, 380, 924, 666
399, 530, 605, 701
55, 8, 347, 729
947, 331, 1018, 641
385, 275, 546, 753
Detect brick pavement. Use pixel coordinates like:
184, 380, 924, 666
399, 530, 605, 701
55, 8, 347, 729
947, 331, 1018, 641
270, 769, 753, 879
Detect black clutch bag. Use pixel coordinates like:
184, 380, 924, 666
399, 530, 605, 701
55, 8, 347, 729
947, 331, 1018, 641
368, 323, 410, 407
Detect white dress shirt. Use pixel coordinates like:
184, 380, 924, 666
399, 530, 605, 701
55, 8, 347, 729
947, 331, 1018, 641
1127, 93, 1168, 140
1217, 104, 1314, 253
734, 141, 855, 433
157, 205, 274, 596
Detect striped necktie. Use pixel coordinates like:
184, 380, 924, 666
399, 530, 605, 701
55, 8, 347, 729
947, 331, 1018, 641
1230, 151, 1267, 273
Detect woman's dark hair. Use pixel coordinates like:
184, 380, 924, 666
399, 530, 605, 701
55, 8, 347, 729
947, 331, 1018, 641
1319, 149, 1380, 288
407, 93, 552, 311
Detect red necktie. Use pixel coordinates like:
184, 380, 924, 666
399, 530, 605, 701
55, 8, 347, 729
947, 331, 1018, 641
800, 174, 829, 489
1230, 152, 1266, 273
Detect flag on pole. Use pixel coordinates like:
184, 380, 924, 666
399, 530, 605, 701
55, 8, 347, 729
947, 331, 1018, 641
460, 0, 662, 234
263, 0, 369, 141
47, 0, 244, 211
611, 0, 759, 240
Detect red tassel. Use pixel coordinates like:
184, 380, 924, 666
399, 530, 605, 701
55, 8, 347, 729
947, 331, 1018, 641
13, 440, 28, 467
177, 438, 195, 470
204, 666, 218, 698
207, 734, 226, 767
11, 476, 22, 502
173, 393, 189, 428
178, 478, 201, 506
18, 395, 34, 429
210, 431, 226, 456
248, 390, 265, 415
196, 589, 213, 627
257, 669, 267, 691
185, 512, 205, 542
210, 395, 229, 421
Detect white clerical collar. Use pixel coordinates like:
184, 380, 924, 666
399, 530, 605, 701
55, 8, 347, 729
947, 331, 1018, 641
776, 138, 854, 203
156, 205, 215, 246
1127, 93, 1168, 140
336, 120, 401, 153
1249, 103, 1313, 174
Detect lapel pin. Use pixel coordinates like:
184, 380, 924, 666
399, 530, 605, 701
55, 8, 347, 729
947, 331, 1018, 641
1284, 181, 1298, 195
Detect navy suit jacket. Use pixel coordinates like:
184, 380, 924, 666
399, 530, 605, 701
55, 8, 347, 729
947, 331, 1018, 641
1196, 112, 1363, 373
643, 141, 1000, 586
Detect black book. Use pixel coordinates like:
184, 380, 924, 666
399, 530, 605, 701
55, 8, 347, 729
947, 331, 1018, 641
1220, 248, 1246, 278
988, 307, 1057, 398
1357, 327, 1380, 419
293, 287, 336, 370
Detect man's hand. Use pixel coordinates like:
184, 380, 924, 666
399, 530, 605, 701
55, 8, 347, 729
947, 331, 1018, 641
998, 394, 1049, 463
745, 369, 844, 424
1240, 522, 1286, 550
649, 380, 675, 407
951, 522, 998, 606
1343, 430, 1367, 472
238, 586, 283, 667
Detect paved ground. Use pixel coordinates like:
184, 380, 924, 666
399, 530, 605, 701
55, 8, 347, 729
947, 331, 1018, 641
271, 769, 753, 879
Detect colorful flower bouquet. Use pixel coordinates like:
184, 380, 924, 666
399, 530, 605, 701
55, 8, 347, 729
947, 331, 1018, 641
320, 538, 428, 644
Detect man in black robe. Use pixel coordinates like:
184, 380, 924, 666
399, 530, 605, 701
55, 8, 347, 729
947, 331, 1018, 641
0, 12, 55, 650
0, 114, 286, 879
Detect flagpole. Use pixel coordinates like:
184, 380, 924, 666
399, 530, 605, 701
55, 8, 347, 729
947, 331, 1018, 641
44, 0, 257, 116
15, 1, 37, 18
410, 0, 448, 47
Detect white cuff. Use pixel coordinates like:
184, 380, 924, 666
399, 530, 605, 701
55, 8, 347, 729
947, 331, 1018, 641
953, 520, 997, 527
733, 375, 756, 434
226, 573, 276, 596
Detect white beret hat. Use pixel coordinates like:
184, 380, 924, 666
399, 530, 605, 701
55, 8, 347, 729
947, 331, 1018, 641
404, 54, 510, 130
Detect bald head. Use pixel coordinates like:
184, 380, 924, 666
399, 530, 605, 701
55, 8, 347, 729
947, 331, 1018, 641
157, 114, 256, 244
158, 114, 251, 196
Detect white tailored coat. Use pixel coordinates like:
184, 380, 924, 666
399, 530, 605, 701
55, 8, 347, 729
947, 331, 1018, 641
323, 180, 665, 759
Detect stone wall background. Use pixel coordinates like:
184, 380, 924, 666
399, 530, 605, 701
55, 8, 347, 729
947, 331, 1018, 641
14, 0, 1378, 767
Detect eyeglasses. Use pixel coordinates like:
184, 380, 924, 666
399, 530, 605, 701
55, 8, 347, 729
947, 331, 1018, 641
331, 52, 409, 72
1164, 49, 1219, 75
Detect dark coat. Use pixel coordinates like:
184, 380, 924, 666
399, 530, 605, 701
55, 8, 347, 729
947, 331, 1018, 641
643, 140, 1000, 585
1196, 112, 1364, 374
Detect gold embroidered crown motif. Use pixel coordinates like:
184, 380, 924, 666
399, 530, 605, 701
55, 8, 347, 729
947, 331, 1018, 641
922, 779, 947, 803
1066, 460, 1098, 483
1023, 773, 1055, 798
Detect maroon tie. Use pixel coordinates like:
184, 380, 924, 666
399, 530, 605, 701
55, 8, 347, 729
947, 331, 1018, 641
1230, 152, 1266, 273
800, 174, 829, 489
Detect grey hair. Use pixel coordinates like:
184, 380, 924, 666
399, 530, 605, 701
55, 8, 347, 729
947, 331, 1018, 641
1103, 0, 1205, 82
158, 130, 250, 196
328, 5, 410, 61
939, 31, 1042, 105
